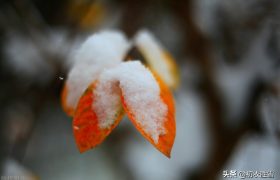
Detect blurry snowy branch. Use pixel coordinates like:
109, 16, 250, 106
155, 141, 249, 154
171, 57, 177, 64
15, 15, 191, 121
170, 0, 280, 179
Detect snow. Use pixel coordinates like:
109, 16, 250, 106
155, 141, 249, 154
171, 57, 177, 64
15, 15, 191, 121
66, 30, 130, 110
134, 30, 174, 88
94, 61, 167, 143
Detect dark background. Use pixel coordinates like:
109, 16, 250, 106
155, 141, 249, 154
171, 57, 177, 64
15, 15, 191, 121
0, 0, 279, 179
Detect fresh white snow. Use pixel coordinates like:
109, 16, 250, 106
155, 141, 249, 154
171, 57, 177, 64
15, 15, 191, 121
134, 30, 174, 88
94, 61, 167, 143
66, 31, 130, 110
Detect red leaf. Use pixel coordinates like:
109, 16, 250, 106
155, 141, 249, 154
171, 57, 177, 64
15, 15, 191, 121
73, 82, 124, 153
121, 73, 176, 157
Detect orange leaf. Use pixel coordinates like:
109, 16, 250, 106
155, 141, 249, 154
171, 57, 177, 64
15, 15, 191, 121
121, 74, 176, 158
73, 82, 124, 153
61, 84, 75, 117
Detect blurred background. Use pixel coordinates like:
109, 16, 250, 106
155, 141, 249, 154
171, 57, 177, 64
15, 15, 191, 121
0, 0, 280, 179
